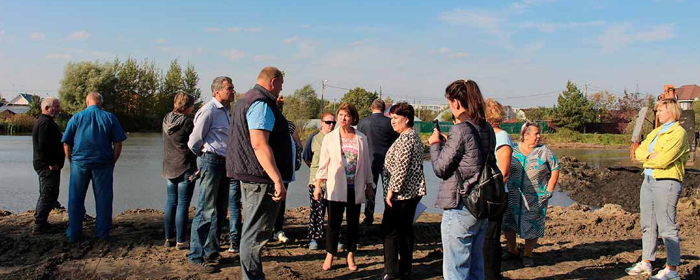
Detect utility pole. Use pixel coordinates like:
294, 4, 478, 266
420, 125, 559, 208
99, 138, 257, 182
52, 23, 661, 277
379, 86, 382, 100
585, 83, 589, 97
321, 80, 327, 112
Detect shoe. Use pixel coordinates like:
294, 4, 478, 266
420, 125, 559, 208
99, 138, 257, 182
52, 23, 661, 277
189, 261, 217, 274
228, 242, 239, 253
501, 250, 520, 261
164, 238, 176, 247
625, 262, 652, 276
205, 252, 221, 263
32, 222, 55, 234
309, 239, 319, 250
176, 241, 189, 250
650, 268, 680, 280
273, 231, 289, 243
362, 218, 373, 226
380, 274, 399, 280
522, 256, 535, 267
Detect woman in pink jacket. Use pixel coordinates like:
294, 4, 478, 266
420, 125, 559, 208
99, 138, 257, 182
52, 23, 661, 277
314, 103, 375, 271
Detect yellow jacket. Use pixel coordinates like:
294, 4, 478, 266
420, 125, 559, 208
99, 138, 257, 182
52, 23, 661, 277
635, 122, 690, 181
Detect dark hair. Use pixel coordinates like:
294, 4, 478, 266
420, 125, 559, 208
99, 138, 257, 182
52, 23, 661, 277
389, 102, 414, 127
371, 99, 386, 112
337, 103, 359, 126
173, 92, 195, 113
445, 79, 486, 125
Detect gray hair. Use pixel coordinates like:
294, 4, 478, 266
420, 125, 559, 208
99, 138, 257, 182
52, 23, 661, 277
41, 97, 58, 110
211, 76, 232, 96
86, 92, 103, 105
520, 121, 540, 141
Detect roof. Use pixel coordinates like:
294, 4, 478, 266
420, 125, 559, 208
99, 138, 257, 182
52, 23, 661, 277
0, 105, 30, 114
8, 93, 35, 105
676, 84, 700, 101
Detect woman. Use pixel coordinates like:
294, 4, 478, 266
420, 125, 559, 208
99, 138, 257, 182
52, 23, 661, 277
502, 121, 560, 268
429, 79, 494, 279
381, 102, 427, 280
626, 99, 688, 280
484, 99, 513, 280
162, 92, 197, 250
314, 103, 374, 271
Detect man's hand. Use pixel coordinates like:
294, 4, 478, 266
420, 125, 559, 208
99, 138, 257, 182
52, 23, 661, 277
428, 128, 446, 145
272, 181, 287, 202
48, 164, 59, 171
386, 191, 394, 208
189, 170, 200, 182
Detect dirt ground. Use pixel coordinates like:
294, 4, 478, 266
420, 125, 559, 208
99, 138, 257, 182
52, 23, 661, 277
2, 158, 700, 280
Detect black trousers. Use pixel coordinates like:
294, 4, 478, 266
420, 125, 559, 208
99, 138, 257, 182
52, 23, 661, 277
483, 211, 504, 280
382, 196, 421, 278
326, 189, 360, 254
273, 183, 289, 233
35, 168, 60, 225
364, 160, 385, 223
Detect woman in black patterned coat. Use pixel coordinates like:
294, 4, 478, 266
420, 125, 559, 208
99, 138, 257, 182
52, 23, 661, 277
380, 102, 427, 280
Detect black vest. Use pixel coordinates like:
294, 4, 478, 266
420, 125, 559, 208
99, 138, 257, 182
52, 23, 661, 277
226, 85, 293, 183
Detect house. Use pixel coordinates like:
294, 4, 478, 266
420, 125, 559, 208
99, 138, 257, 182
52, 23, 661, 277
7, 93, 35, 106
675, 84, 700, 110
0, 105, 30, 117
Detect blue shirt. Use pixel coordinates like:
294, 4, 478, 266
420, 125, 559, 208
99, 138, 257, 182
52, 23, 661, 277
188, 98, 231, 157
61, 105, 127, 168
494, 130, 514, 192
302, 131, 319, 163
645, 121, 676, 176
246, 101, 275, 131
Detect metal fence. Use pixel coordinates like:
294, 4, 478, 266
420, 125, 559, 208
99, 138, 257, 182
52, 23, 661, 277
414, 121, 548, 134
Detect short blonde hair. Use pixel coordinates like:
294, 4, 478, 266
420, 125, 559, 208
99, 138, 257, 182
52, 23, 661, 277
484, 98, 504, 127
657, 98, 682, 122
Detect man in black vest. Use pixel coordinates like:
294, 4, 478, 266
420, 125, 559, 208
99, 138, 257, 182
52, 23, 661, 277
32, 97, 65, 234
227, 66, 292, 280
357, 99, 399, 226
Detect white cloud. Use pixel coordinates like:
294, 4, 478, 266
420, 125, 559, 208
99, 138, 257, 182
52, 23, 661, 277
69, 30, 91, 40
228, 27, 242, 33
253, 55, 278, 62
428, 47, 452, 54
54, 47, 110, 57
439, 9, 514, 49
246, 28, 261, 33
30, 32, 46, 40
228, 27, 261, 33
46, 53, 72, 59
221, 49, 247, 61
597, 23, 677, 53
510, 0, 558, 13
519, 21, 606, 33
449, 52, 470, 58
203, 27, 221, 33
350, 40, 371, 47
196, 47, 205, 54
154, 38, 167, 44
283, 36, 301, 44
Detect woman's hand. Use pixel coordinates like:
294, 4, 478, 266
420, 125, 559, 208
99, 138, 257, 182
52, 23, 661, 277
385, 191, 394, 208
188, 170, 201, 182
313, 185, 323, 201
648, 153, 658, 159
428, 128, 446, 145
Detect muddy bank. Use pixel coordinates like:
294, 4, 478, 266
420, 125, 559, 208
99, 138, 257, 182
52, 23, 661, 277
557, 156, 700, 212
1, 202, 700, 280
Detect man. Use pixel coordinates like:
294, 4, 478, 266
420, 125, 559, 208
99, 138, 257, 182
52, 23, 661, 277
356, 99, 399, 225
187, 76, 238, 272
227, 66, 292, 280
62, 92, 127, 241
302, 112, 335, 250
32, 97, 65, 234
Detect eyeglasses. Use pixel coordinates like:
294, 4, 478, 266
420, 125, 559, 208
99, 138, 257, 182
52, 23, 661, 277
323, 120, 336, 125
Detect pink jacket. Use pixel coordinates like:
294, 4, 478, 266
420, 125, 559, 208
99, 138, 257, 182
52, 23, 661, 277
316, 128, 374, 204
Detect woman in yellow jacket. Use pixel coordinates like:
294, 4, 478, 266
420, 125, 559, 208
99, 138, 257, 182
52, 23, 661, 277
627, 99, 689, 280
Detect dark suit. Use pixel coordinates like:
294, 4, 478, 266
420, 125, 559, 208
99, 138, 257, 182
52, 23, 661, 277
356, 112, 399, 224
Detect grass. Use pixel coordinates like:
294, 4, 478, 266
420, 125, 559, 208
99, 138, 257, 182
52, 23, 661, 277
418, 129, 630, 149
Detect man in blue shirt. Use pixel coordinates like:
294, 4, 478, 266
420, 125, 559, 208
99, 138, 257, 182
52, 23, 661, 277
186, 76, 237, 273
62, 92, 127, 242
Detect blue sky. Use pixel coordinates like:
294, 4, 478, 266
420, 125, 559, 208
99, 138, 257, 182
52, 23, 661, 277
1, 0, 698, 107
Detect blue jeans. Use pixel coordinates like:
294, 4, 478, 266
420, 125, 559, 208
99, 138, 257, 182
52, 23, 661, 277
442, 200, 488, 280
240, 182, 280, 280
229, 179, 242, 246
188, 154, 229, 263
66, 161, 114, 241
164, 169, 196, 243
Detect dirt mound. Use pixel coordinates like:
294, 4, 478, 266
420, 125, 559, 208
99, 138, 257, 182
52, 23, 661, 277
0, 210, 11, 217
558, 156, 700, 212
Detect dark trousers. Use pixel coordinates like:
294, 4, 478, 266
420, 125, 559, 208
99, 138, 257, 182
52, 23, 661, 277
382, 196, 421, 278
483, 211, 504, 280
363, 165, 383, 223
35, 168, 60, 225
273, 183, 289, 233
326, 189, 360, 254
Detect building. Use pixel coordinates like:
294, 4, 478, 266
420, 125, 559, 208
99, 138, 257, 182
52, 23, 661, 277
675, 84, 700, 110
7, 93, 34, 106
0, 93, 38, 117
412, 103, 448, 112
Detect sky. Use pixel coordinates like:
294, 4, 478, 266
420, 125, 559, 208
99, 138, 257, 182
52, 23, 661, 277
1, 0, 699, 108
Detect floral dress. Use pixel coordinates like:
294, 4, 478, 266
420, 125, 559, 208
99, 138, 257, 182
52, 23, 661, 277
502, 143, 560, 239
341, 137, 359, 186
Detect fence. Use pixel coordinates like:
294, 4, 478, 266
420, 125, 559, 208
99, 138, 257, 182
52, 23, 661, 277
414, 121, 549, 134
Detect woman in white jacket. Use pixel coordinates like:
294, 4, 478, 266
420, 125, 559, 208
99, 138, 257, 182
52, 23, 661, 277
314, 103, 374, 271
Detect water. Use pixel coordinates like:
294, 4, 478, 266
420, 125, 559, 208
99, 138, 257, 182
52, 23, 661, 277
1, 133, 615, 215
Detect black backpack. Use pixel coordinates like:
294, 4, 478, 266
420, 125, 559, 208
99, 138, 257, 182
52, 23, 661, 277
455, 121, 507, 219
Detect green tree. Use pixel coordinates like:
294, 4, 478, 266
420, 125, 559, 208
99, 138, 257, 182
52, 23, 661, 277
58, 61, 118, 115
588, 90, 617, 122
284, 84, 321, 123
27, 95, 42, 117
524, 106, 555, 121
415, 108, 438, 121
183, 63, 202, 109
158, 59, 183, 118
136, 59, 160, 126
340, 87, 379, 119
553, 81, 594, 131
383, 96, 394, 105
115, 57, 139, 117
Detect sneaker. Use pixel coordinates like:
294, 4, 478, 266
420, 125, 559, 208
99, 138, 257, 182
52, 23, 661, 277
228, 242, 239, 253
522, 256, 535, 267
650, 268, 680, 280
164, 239, 176, 248
176, 241, 189, 250
189, 261, 217, 274
309, 239, 319, 250
274, 231, 289, 243
625, 262, 652, 276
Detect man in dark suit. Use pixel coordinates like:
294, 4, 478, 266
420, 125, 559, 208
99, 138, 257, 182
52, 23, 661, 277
356, 99, 399, 226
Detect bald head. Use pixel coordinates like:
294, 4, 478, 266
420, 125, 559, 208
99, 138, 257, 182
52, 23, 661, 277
256, 66, 284, 96
86, 92, 103, 107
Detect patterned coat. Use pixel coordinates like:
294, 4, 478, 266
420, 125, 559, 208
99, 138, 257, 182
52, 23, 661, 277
382, 129, 427, 200
502, 143, 560, 239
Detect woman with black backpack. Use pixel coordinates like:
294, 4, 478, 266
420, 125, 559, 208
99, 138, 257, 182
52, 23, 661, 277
429, 79, 495, 280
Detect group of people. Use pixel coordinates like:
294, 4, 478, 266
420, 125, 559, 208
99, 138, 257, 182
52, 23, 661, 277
28, 66, 687, 280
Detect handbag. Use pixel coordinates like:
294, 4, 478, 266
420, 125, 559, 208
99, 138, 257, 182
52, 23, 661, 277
455, 121, 507, 219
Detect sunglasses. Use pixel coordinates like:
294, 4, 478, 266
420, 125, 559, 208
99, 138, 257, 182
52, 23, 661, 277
323, 120, 336, 125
